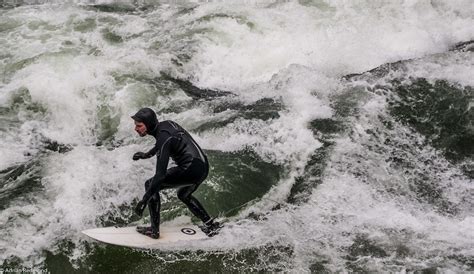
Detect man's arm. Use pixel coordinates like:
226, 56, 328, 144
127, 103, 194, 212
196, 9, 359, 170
141, 134, 173, 202
143, 145, 159, 158
132, 145, 159, 161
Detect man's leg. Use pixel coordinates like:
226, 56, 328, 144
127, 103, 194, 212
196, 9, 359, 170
177, 185, 221, 236
163, 160, 221, 236
170, 159, 212, 223
176, 185, 212, 223
139, 178, 160, 238
139, 167, 187, 238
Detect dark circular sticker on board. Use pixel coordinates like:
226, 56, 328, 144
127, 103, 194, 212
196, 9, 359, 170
181, 228, 197, 235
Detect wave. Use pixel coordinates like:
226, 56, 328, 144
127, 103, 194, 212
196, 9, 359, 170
0, 1, 472, 271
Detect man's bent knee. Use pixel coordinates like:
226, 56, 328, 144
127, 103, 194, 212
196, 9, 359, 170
177, 188, 191, 202
144, 178, 153, 191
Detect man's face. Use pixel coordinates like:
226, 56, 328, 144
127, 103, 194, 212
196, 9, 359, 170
134, 121, 147, 137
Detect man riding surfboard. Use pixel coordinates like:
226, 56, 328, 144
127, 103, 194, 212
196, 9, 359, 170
131, 107, 221, 238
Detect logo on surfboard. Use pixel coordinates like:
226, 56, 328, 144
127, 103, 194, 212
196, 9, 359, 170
181, 228, 197, 235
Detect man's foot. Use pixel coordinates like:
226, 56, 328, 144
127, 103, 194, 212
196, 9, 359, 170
136, 226, 160, 239
199, 219, 223, 237
136, 226, 151, 234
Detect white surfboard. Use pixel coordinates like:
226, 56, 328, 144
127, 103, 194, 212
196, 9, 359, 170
82, 224, 208, 248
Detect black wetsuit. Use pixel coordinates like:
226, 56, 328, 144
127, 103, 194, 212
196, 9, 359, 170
132, 108, 212, 234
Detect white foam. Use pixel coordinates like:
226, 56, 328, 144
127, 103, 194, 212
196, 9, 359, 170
181, 0, 474, 90
199, 66, 335, 167
0, 130, 30, 170
404, 51, 474, 86
0, 144, 153, 264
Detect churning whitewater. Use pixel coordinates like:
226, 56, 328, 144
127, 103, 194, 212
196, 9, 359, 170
0, 0, 473, 272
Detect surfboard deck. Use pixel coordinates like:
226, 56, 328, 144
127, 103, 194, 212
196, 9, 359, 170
82, 224, 208, 248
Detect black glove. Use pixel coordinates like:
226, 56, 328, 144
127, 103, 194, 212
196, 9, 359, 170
132, 152, 147, 161
134, 200, 147, 216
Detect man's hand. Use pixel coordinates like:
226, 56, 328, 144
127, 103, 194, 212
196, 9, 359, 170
134, 200, 147, 216
133, 152, 147, 161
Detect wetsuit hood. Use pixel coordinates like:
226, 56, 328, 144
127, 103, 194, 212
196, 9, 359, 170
131, 108, 159, 136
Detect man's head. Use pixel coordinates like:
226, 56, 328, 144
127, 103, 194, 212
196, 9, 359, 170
134, 120, 147, 137
131, 107, 158, 137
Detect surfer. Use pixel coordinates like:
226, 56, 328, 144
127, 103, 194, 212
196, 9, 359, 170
131, 107, 221, 239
